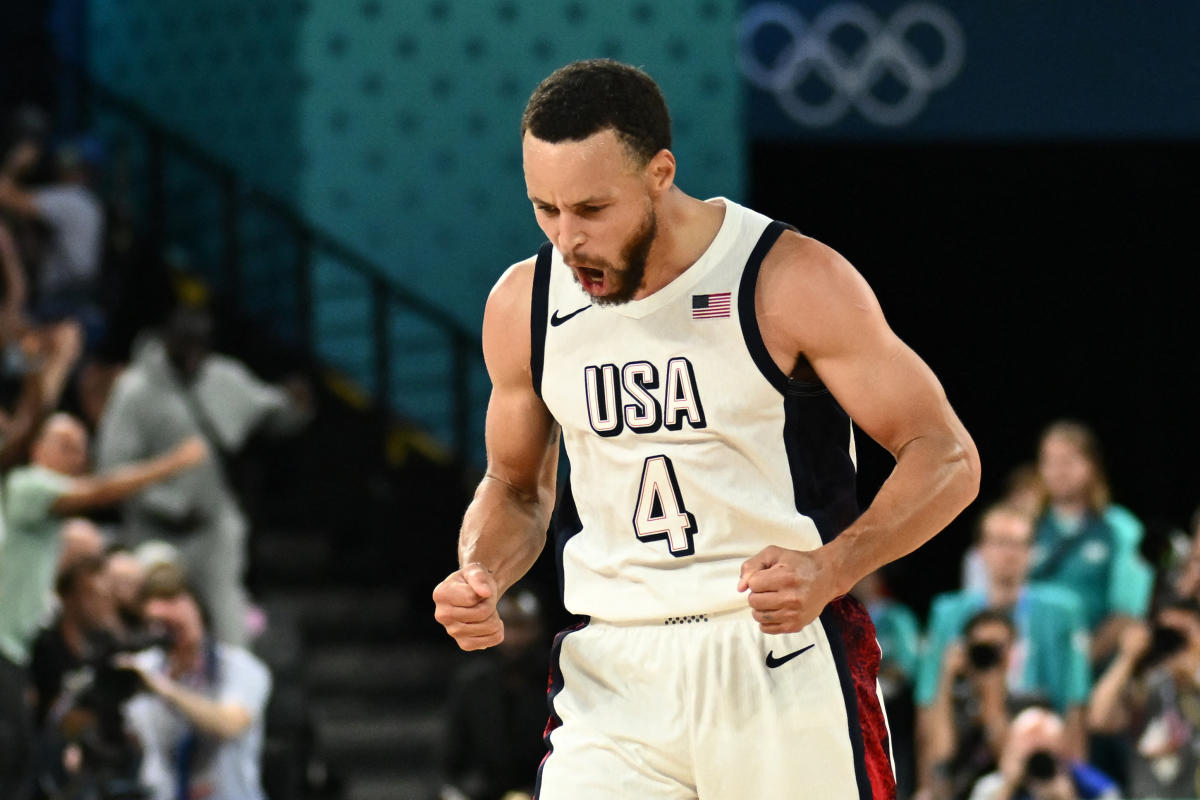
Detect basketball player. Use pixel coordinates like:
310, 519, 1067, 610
433, 59, 980, 799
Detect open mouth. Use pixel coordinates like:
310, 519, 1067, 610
574, 265, 606, 293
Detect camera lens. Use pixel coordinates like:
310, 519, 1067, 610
1024, 749, 1058, 781
967, 641, 1002, 670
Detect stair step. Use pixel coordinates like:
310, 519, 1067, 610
252, 529, 336, 582
306, 642, 461, 696
261, 587, 413, 643
344, 770, 438, 800
317, 710, 444, 772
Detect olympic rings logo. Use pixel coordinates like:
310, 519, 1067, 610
738, 2, 965, 128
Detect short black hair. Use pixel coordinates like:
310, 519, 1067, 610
521, 59, 671, 167
964, 608, 1015, 639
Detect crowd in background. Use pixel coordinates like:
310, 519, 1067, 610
0, 104, 315, 800
857, 421, 1200, 800
4, 97, 1200, 800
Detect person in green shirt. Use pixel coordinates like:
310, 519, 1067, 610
0, 413, 206, 800
1031, 420, 1152, 666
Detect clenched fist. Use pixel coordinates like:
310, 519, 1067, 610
433, 563, 504, 650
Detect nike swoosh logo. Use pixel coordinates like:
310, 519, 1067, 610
550, 305, 591, 326
765, 643, 815, 669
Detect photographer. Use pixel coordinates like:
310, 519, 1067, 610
1088, 598, 1200, 798
31, 520, 160, 799
916, 505, 1092, 798
120, 562, 271, 800
968, 707, 1118, 800
0, 416, 206, 799
922, 610, 1020, 800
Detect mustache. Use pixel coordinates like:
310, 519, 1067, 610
565, 254, 609, 270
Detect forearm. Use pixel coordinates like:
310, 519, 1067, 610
1089, 614, 1132, 664
0, 371, 44, 469
825, 430, 979, 594
458, 474, 551, 595
1088, 653, 1136, 730
155, 679, 250, 740
56, 452, 186, 513
977, 684, 1011, 758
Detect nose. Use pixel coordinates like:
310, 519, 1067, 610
556, 213, 586, 254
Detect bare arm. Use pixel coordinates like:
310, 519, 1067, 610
51, 436, 208, 515
0, 221, 27, 326
0, 176, 41, 219
149, 675, 251, 740
433, 259, 560, 650
919, 644, 964, 800
1088, 621, 1148, 731
741, 235, 980, 631
0, 368, 44, 469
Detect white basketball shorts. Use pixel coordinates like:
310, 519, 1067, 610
534, 596, 895, 799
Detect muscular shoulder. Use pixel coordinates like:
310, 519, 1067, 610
756, 230, 886, 357
482, 256, 538, 387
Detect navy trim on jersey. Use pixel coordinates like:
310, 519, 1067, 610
552, 477, 584, 608
782, 387, 859, 542
820, 605, 876, 800
736, 219, 793, 393
530, 242, 553, 399
534, 617, 590, 798
736, 219, 859, 541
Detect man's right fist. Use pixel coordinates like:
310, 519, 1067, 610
433, 563, 504, 651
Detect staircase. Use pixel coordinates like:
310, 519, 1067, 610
236, 345, 481, 800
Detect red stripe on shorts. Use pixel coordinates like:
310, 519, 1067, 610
826, 594, 896, 799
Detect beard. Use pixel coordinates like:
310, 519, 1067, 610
569, 205, 657, 307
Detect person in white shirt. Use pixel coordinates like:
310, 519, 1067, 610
122, 561, 272, 800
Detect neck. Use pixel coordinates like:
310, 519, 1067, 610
1051, 498, 1088, 517
989, 578, 1022, 608
635, 190, 725, 299
59, 614, 91, 658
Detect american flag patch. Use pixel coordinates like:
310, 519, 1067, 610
692, 292, 731, 319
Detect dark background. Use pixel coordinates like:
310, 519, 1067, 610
750, 140, 1200, 616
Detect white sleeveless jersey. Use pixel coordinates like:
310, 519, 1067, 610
531, 199, 859, 623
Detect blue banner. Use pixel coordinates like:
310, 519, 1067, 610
739, 0, 1200, 139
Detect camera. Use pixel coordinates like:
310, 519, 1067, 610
966, 641, 1003, 670
44, 629, 174, 800
1135, 624, 1188, 673
1023, 749, 1059, 782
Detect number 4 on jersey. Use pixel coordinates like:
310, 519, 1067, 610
633, 455, 698, 557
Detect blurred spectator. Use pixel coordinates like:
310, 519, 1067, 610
963, 465, 1046, 594
854, 567, 921, 798
1088, 598, 1200, 798
0, 415, 205, 798
0, 218, 29, 339
968, 707, 1119, 800
122, 561, 272, 800
27, 519, 140, 798
30, 517, 116, 727
917, 504, 1091, 795
920, 610, 1018, 800
0, 132, 105, 345
438, 585, 550, 800
104, 544, 148, 635
96, 305, 312, 646
1031, 420, 1152, 665
1169, 507, 1200, 603
0, 220, 82, 469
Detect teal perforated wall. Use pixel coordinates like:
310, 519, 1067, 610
297, 0, 743, 324
88, 1, 744, 449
